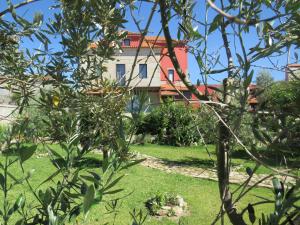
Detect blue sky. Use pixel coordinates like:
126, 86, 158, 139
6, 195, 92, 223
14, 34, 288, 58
1, 0, 294, 84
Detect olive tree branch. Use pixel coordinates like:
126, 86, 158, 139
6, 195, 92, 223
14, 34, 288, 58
206, 0, 288, 26
0, 0, 40, 16
159, 0, 209, 102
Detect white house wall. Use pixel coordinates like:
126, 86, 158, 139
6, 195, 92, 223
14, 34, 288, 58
102, 48, 161, 87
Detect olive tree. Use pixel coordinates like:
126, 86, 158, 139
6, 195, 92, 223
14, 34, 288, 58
0, 1, 144, 224
155, 0, 300, 224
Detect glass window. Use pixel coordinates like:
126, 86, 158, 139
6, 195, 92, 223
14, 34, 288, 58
123, 39, 130, 46
116, 64, 126, 86
139, 64, 147, 79
168, 69, 174, 82
183, 91, 191, 99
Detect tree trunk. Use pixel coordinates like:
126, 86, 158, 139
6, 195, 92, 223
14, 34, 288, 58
216, 118, 247, 225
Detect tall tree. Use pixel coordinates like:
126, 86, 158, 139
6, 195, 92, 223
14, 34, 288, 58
256, 70, 274, 89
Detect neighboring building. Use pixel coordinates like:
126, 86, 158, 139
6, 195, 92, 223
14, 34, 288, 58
285, 64, 300, 81
0, 78, 16, 124
247, 84, 258, 112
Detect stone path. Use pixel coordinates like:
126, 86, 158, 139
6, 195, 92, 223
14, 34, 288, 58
134, 153, 296, 188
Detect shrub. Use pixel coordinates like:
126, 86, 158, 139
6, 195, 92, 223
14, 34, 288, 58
195, 105, 218, 144
136, 102, 201, 146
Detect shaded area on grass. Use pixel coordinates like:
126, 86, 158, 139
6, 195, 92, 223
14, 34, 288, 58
160, 156, 216, 169
131, 144, 300, 175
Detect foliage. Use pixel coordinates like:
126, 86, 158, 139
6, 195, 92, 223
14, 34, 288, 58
0, 144, 276, 225
256, 70, 274, 89
0, 125, 9, 144
158, 0, 300, 224
1, 0, 300, 224
196, 105, 218, 144
264, 81, 300, 116
258, 178, 300, 225
0, 0, 140, 224
14, 106, 49, 141
145, 192, 181, 216
136, 102, 200, 146
253, 80, 300, 151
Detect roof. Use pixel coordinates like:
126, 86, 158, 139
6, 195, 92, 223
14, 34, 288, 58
196, 85, 218, 95
89, 31, 187, 49
160, 90, 179, 96
160, 84, 189, 91
286, 64, 300, 68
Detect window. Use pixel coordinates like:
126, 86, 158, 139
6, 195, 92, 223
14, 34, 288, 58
116, 64, 126, 86
168, 69, 174, 82
183, 91, 191, 99
139, 64, 147, 79
123, 39, 130, 46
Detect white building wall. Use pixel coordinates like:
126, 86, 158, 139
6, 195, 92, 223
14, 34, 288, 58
102, 48, 161, 87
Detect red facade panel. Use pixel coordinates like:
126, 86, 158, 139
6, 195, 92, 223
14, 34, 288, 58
160, 47, 188, 82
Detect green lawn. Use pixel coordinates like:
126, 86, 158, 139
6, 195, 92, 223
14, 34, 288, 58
0, 144, 276, 225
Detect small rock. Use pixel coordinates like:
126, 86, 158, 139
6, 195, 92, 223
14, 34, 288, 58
157, 208, 168, 216
161, 206, 171, 210
176, 196, 185, 207
172, 206, 183, 216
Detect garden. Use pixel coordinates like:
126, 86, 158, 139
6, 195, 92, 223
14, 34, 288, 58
1, 0, 300, 225
0, 143, 276, 225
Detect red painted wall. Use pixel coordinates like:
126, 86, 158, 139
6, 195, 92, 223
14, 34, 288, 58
121, 32, 188, 83
160, 46, 188, 82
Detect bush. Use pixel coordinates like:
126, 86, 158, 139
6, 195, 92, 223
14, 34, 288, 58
195, 105, 218, 144
136, 102, 201, 146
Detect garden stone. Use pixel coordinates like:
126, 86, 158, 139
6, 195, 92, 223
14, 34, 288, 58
176, 196, 186, 207
172, 206, 183, 216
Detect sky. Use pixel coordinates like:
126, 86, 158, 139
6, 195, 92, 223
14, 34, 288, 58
1, 0, 295, 84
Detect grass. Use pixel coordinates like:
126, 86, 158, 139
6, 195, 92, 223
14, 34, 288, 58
130, 144, 300, 176
130, 144, 268, 174
0, 143, 277, 225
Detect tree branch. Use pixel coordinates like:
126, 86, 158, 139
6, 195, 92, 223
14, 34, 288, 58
159, 0, 209, 101
207, 0, 287, 26
0, 0, 40, 17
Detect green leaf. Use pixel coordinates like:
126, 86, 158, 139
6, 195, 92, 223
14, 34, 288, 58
87, 171, 101, 181
19, 145, 37, 164
48, 205, 57, 225
208, 14, 222, 34
83, 185, 95, 215
0, 173, 4, 190
69, 206, 81, 222
246, 167, 253, 176
272, 178, 283, 195
15, 219, 25, 225
236, 53, 244, 66
14, 194, 25, 210
247, 203, 256, 224
39, 169, 61, 187
244, 70, 254, 88
121, 159, 145, 170
80, 175, 99, 184
103, 188, 124, 195
103, 175, 124, 192
7, 194, 24, 217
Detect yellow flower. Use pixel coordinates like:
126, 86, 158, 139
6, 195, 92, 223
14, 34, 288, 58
52, 95, 60, 107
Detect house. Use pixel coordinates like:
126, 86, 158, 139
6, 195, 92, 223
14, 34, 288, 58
285, 64, 300, 81
89, 32, 203, 107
